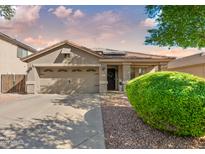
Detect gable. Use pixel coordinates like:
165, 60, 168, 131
28, 44, 99, 65
22, 40, 102, 62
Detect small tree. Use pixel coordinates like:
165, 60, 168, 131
0, 5, 15, 20
145, 5, 205, 49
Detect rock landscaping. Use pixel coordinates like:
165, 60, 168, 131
100, 93, 205, 148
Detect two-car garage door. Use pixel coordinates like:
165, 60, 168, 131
38, 67, 99, 94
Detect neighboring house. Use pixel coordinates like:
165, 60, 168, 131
167, 52, 205, 78
22, 40, 175, 94
0, 32, 36, 93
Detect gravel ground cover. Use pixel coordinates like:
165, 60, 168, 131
100, 93, 205, 149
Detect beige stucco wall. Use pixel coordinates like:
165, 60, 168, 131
168, 64, 205, 78
0, 39, 32, 93
167, 53, 205, 78
122, 63, 131, 91
99, 63, 107, 93
168, 53, 205, 69
118, 65, 123, 81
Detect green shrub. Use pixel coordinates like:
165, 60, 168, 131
126, 71, 205, 137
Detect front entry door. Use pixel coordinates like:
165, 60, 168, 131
107, 68, 116, 90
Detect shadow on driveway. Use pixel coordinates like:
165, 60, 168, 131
0, 94, 105, 149
51, 94, 100, 110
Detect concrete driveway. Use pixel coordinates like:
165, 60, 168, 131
0, 94, 105, 149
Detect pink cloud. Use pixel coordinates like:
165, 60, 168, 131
98, 33, 116, 41
24, 36, 60, 49
73, 10, 85, 18
52, 6, 72, 18
66, 27, 85, 37
72, 37, 97, 47
93, 10, 120, 24
50, 9, 127, 47
152, 49, 199, 58
14, 6, 41, 24
66, 10, 130, 48
140, 18, 156, 27
120, 40, 126, 44
0, 6, 41, 33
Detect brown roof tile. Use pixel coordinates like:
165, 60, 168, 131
22, 40, 175, 62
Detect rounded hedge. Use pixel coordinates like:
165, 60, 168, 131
126, 71, 205, 137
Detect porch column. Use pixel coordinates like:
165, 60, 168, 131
99, 64, 107, 93
26, 65, 40, 94
122, 63, 131, 91
158, 64, 161, 71
33, 66, 40, 94
160, 63, 168, 71
0, 75, 1, 94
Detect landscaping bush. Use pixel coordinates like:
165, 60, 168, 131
126, 71, 205, 137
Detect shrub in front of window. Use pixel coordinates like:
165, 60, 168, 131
126, 71, 205, 137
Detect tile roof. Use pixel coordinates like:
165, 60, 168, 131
93, 48, 175, 59
22, 40, 175, 62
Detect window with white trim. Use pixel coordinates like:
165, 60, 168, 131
64, 53, 71, 59
139, 68, 146, 76
17, 47, 28, 58
131, 67, 135, 79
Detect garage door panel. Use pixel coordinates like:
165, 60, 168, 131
39, 67, 99, 94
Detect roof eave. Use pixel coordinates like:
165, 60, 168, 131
99, 58, 174, 63
21, 40, 102, 63
0, 32, 37, 53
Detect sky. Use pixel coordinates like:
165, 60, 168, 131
0, 5, 202, 57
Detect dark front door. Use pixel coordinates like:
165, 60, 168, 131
107, 68, 116, 90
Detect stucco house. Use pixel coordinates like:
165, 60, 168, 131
0, 32, 36, 93
167, 52, 205, 78
22, 40, 175, 94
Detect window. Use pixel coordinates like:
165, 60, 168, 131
64, 53, 71, 59
44, 69, 53, 72
17, 47, 28, 58
139, 68, 146, 76
58, 69, 67, 72
131, 67, 135, 79
86, 69, 96, 72
72, 69, 82, 72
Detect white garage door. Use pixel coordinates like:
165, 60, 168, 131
38, 67, 99, 94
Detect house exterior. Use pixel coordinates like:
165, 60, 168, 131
22, 40, 175, 94
0, 32, 36, 93
167, 52, 205, 78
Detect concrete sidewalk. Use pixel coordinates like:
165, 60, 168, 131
0, 94, 105, 149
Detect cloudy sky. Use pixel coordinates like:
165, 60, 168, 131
0, 5, 202, 57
